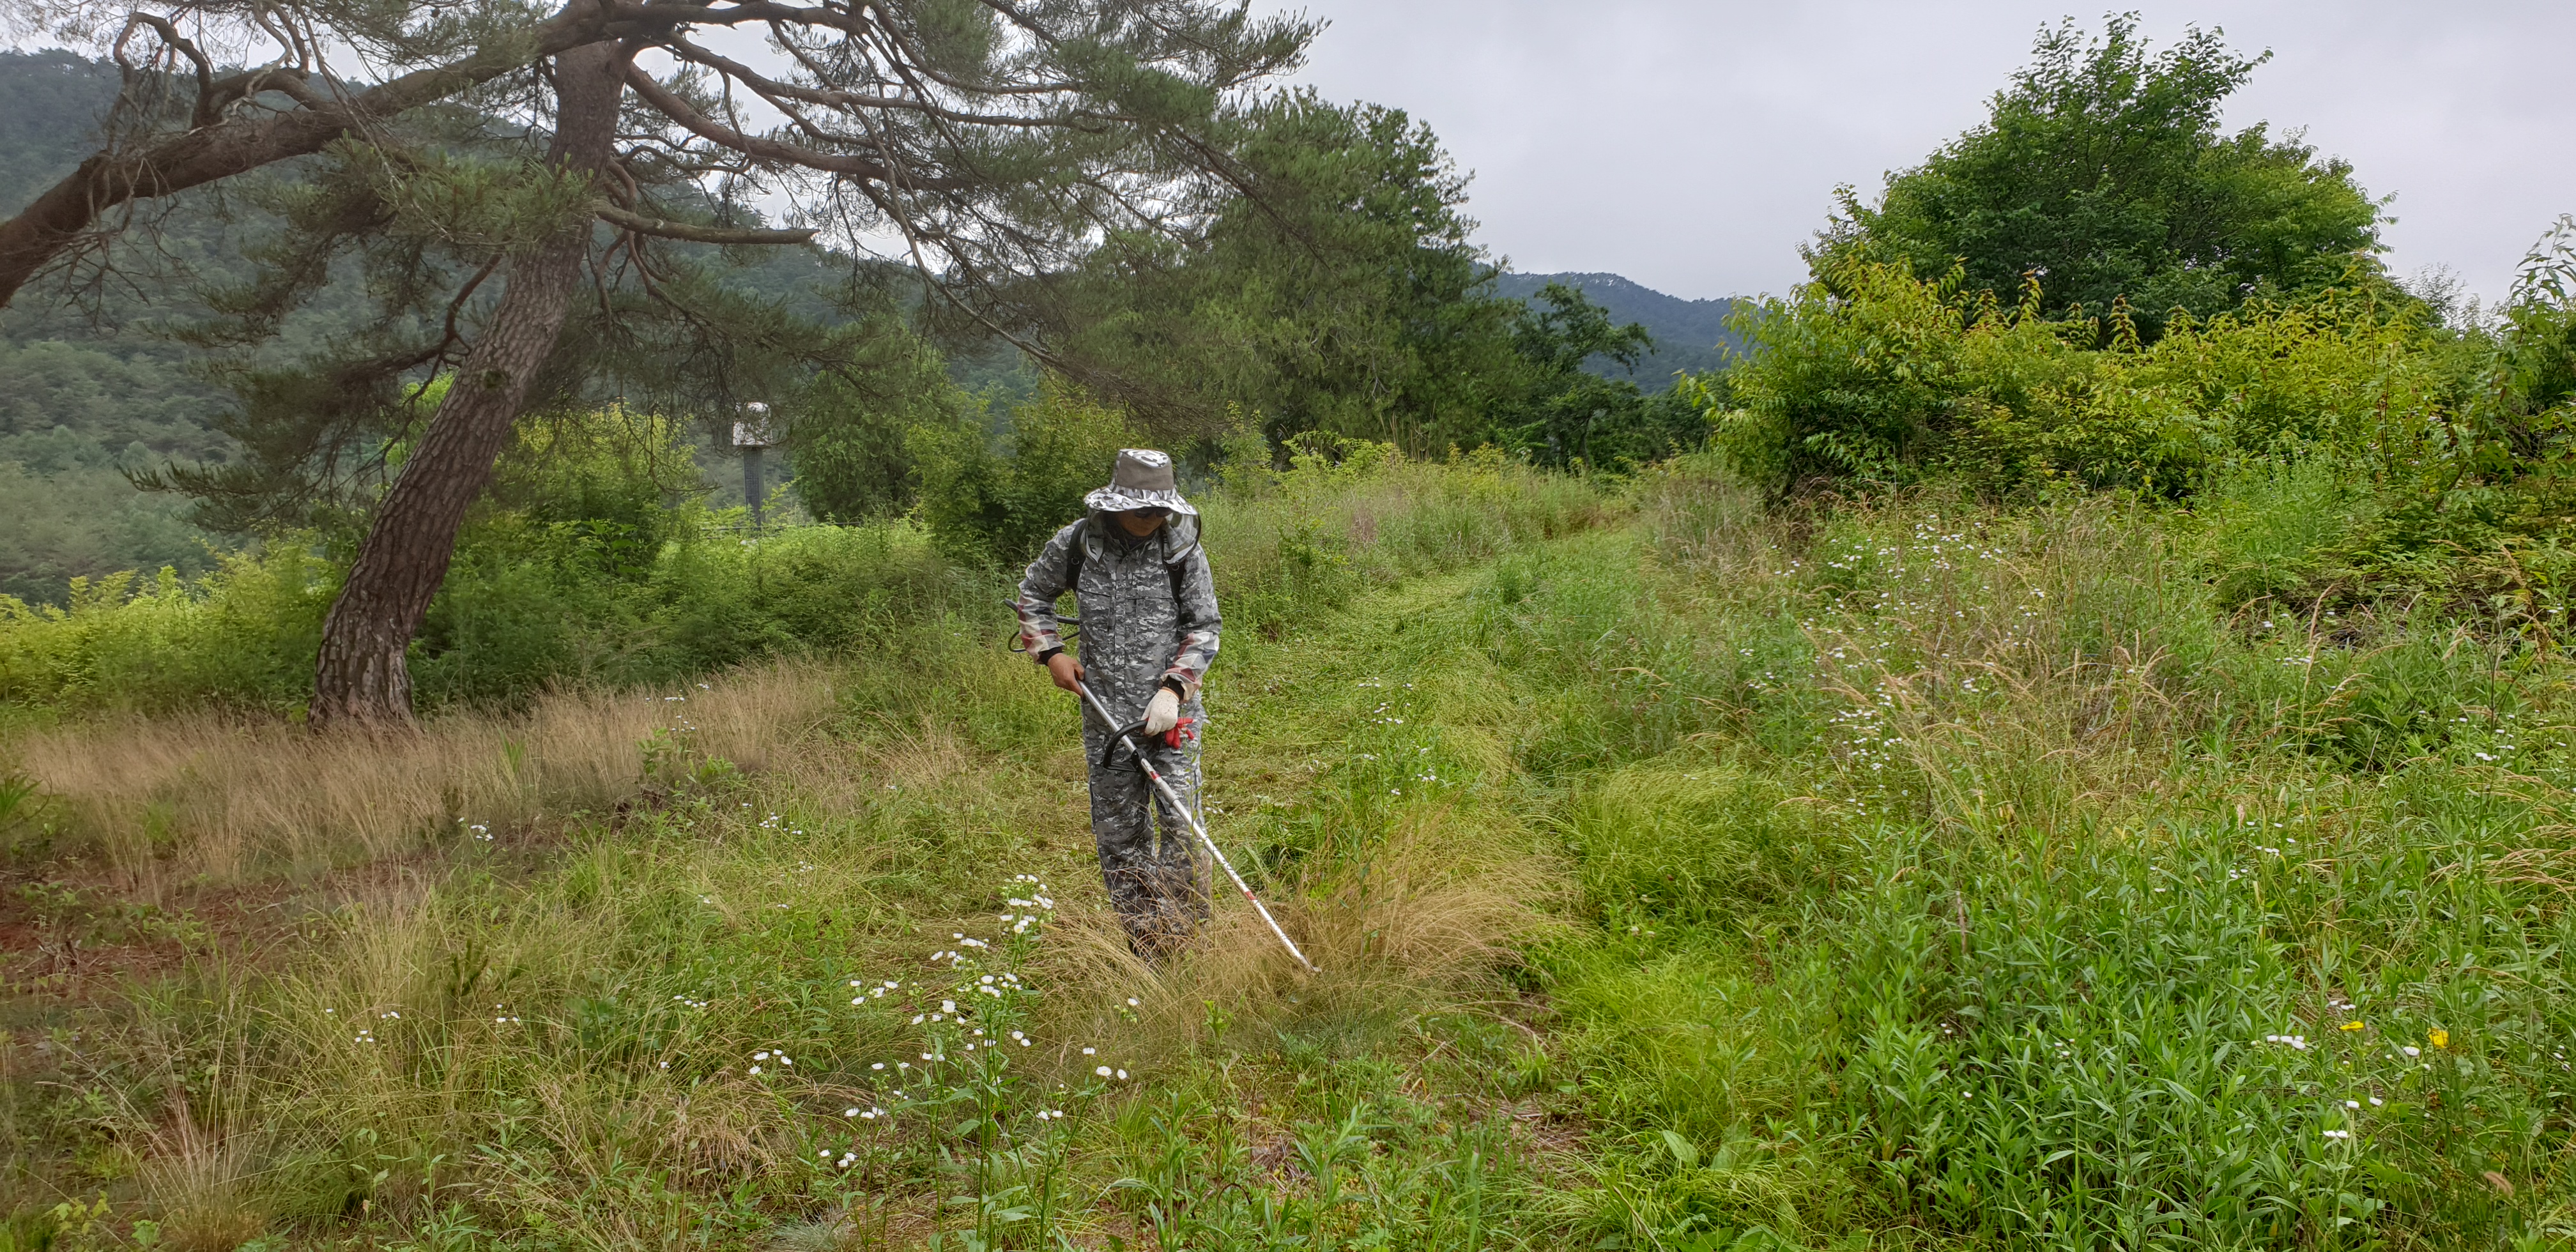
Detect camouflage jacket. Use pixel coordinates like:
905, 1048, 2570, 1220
1015, 515, 1222, 714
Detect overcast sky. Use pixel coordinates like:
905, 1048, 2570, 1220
1276, 1, 2575, 305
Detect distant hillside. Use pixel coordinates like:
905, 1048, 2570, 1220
1493, 271, 1743, 390
0, 49, 121, 213
0, 50, 861, 600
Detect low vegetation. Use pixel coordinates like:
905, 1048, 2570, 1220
5, 12, 2575, 1251
6, 450, 2572, 1248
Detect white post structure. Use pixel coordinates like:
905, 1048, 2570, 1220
732, 401, 774, 530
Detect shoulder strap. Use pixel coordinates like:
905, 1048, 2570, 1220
1068, 515, 1200, 605
1161, 522, 1199, 604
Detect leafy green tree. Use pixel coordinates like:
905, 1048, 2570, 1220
2490, 216, 2576, 462
6, 0, 1314, 725
1814, 14, 2383, 333
1503, 282, 1655, 469
786, 319, 969, 524
1049, 103, 1712, 469
908, 381, 1136, 565
1046, 91, 1525, 457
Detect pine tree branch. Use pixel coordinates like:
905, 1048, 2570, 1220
595, 204, 816, 245
0, 0, 645, 307
622, 65, 964, 190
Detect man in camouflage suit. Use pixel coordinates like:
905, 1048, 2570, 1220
1015, 448, 1222, 959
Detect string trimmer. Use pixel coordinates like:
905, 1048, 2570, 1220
1074, 678, 1320, 975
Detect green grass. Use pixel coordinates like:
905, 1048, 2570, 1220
5, 456, 2574, 1249
1529, 467, 2576, 1249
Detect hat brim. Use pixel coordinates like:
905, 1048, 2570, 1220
1085, 486, 1197, 515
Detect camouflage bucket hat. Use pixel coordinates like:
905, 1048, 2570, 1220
1084, 448, 1197, 516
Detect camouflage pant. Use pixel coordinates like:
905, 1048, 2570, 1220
1080, 710, 1208, 959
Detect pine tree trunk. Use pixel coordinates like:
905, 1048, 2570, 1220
307, 38, 628, 729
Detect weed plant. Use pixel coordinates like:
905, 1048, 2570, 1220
1, 455, 1606, 1248
8, 452, 2573, 1248
1526, 457, 2575, 1248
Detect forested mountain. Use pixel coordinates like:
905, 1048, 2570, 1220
1492, 271, 1743, 387
0, 49, 1732, 604
0, 51, 240, 602
0, 49, 121, 212
0, 50, 860, 598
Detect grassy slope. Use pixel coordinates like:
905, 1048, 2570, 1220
0, 462, 1602, 1250
6, 461, 2575, 1249
1538, 473, 2574, 1249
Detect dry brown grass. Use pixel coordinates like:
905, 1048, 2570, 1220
5, 660, 841, 895
1035, 800, 1564, 1071
135, 1108, 266, 1252
116, 1000, 272, 1252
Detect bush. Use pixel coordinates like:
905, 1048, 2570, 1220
1693, 238, 2576, 629
483, 405, 706, 569
1710, 254, 2482, 499
0, 546, 336, 715
910, 380, 1140, 567
417, 517, 973, 709
786, 319, 966, 524
0, 416, 1615, 717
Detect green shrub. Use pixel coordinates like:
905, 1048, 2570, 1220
414, 519, 974, 709
786, 319, 967, 524
0, 547, 335, 715
483, 405, 706, 571
2196, 458, 2360, 606
1710, 255, 2484, 501
910, 381, 1138, 567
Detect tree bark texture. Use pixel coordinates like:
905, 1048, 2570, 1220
306, 38, 629, 728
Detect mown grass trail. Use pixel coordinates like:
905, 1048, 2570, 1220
0, 468, 1602, 1251
7, 462, 2575, 1249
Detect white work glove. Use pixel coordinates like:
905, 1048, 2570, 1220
1142, 686, 1181, 736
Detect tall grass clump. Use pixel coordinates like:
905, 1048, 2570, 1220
1520, 459, 2576, 1249
8, 527, 1589, 1246
8, 660, 837, 890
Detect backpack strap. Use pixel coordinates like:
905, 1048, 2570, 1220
1068, 513, 1199, 605
1065, 515, 1091, 588
1160, 519, 1200, 604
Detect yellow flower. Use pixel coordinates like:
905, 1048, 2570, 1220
2340, 1021, 2365, 1032
2428, 1028, 2450, 1050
